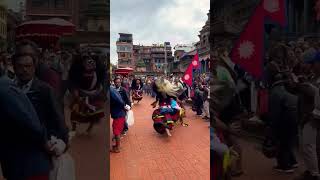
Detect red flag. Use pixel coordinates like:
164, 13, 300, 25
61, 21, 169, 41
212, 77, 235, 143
182, 63, 193, 87
230, 5, 265, 78
262, 0, 286, 26
192, 52, 200, 69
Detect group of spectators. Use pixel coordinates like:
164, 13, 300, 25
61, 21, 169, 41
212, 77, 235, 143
192, 73, 211, 121
0, 40, 70, 180
0, 39, 107, 180
211, 37, 320, 180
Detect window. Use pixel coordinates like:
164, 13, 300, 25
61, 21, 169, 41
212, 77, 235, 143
120, 53, 125, 58
32, 0, 49, 7
55, 0, 65, 8
98, 25, 104, 31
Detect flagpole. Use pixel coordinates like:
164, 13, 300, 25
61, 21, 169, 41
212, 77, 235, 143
164, 42, 167, 76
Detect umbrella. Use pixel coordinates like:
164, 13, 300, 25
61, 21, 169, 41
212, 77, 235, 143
16, 18, 75, 47
114, 67, 134, 75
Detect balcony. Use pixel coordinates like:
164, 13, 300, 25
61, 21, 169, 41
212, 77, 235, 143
151, 53, 165, 58
141, 54, 151, 59
198, 46, 210, 56
118, 59, 132, 65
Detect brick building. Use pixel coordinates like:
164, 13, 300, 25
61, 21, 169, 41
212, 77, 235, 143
116, 33, 133, 68
116, 33, 173, 74
172, 44, 196, 74
151, 42, 173, 73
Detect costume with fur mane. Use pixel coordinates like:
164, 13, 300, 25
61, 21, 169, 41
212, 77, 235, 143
68, 53, 106, 126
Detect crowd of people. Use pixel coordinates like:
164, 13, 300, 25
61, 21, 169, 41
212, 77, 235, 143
0, 37, 210, 178
212, 37, 320, 180
0, 39, 107, 180
109, 72, 211, 152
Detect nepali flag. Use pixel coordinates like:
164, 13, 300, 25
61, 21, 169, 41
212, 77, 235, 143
182, 52, 199, 86
262, 0, 286, 26
191, 52, 200, 69
230, 5, 265, 78
230, 0, 286, 78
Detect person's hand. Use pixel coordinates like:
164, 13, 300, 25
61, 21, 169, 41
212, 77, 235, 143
124, 104, 131, 111
52, 139, 66, 156
49, 136, 66, 156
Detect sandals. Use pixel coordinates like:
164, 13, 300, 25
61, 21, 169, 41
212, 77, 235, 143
110, 146, 120, 153
181, 123, 189, 127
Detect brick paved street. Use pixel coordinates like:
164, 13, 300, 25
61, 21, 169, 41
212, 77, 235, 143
233, 137, 305, 180
68, 116, 109, 180
65, 104, 109, 180
110, 96, 210, 180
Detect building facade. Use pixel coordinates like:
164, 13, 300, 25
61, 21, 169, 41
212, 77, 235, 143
151, 42, 173, 73
212, 0, 319, 41
172, 44, 196, 74
280, 0, 320, 38
85, 0, 109, 32
116, 33, 134, 68
116, 33, 173, 74
7, 9, 22, 51
0, 1, 6, 51
139, 46, 152, 72
212, 0, 258, 48
26, 0, 78, 25
198, 11, 210, 74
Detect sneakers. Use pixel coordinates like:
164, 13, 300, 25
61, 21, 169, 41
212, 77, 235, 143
121, 130, 128, 136
273, 166, 295, 173
292, 163, 299, 169
68, 131, 76, 140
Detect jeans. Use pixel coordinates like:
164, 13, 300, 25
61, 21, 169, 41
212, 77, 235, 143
202, 100, 210, 117
302, 121, 320, 176
194, 95, 203, 115
276, 131, 297, 168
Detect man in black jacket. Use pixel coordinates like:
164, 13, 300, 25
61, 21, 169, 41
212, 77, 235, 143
12, 51, 69, 158
0, 73, 52, 180
114, 77, 131, 135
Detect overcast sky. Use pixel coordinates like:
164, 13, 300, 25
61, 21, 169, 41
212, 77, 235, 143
111, 0, 209, 64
